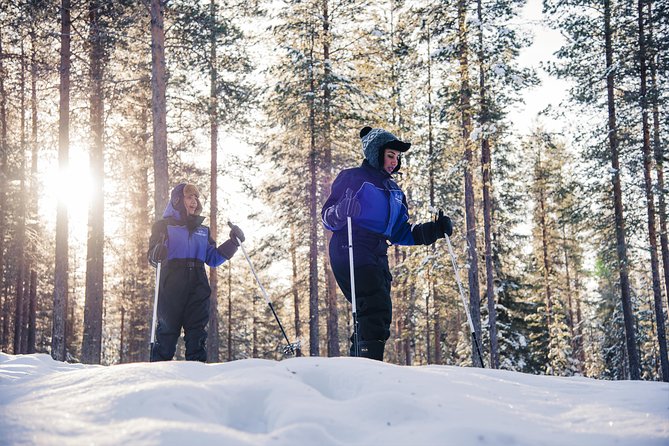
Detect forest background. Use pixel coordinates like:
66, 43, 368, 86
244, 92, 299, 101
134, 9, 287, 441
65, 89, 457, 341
0, 0, 667, 382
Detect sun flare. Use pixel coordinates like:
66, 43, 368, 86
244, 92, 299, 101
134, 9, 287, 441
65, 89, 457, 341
41, 146, 97, 227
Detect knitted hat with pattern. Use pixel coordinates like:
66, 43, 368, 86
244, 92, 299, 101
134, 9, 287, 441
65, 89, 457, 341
360, 126, 411, 171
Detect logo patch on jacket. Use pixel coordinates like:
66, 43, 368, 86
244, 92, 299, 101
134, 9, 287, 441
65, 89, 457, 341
194, 228, 208, 238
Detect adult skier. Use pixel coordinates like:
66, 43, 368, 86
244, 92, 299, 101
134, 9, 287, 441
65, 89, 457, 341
322, 127, 453, 361
147, 183, 245, 362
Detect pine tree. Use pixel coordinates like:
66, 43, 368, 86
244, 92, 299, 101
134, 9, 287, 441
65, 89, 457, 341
635, 0, 669, 382
51, 0, 71, 362
544, 0, 642, 380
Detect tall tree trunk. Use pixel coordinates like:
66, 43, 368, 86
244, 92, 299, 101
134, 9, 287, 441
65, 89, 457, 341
290, 226, 302, 356
647, 2, 669, 317
0, 28, 7, 353
28, 21, 39, 355
149, 0, 168, 218
207, 0, 220, 363
52, 0, 71, 362
636, 0, 669, 382
140, 103, 151, 361
562, 227, 576, 356
423, 17, 435, 365
537, 161, 553, 331
458, 0, 483, 367
321, 0, 339, 357
14, 40, 27, 354
308, 29, 320, 357
82, 0, 106, 364
477, 0, 498, 369
604, 0, 640, 380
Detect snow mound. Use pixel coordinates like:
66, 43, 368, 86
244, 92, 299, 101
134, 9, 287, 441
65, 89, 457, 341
1, 353, 667, 445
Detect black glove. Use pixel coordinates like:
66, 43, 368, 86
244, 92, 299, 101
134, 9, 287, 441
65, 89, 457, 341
218, 239, 238, 260
335, 188, 361, 220
411, 210, 453, 245
435, 209, 453, 237
148, 243, 167, 267
229, 224, 245, 246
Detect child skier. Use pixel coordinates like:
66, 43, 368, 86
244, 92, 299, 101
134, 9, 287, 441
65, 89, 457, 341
322, 127, 453, 361
147, 183, 244, 362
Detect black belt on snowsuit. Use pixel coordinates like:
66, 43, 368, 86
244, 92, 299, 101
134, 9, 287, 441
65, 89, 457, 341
166, 259, 204, 269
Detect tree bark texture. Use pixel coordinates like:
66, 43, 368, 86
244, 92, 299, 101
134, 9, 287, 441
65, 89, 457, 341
604, 0, 640, 380
82, 0, 106, 364
458, 0, 483, 367
477, 0, 499, 369
150, 0, 168, 219
290, 226, 302, 356
52, 0, 71, 362
308, 30, 319, 356
636, 0, 669, 382
207, 0, 220, 363
647, 1, 669, 319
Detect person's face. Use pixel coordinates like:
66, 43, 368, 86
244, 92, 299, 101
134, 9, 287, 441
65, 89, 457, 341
184, 192, 199, 216
383, 149, 401, 174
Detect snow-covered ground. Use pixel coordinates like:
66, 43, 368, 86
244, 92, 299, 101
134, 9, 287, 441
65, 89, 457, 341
1, 353, 667, 446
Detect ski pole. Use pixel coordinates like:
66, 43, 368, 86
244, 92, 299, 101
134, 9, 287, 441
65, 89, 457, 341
149, 261, 161, 361
444, 234, 486, 368
345, 189, 360, 357
227, 221, 301, 356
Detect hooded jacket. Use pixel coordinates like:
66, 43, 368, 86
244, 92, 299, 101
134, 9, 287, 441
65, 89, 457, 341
149, 183, 229, 267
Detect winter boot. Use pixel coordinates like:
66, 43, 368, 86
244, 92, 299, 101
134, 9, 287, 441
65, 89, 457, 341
351, 340, 385, 361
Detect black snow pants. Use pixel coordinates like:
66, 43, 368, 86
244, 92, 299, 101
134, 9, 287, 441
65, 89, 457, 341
151, 259, 211, 362
329, 230, 392, 361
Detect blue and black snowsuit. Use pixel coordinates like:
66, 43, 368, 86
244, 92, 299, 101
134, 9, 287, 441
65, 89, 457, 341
148, 184, 238, 362
322, 127, 444, 360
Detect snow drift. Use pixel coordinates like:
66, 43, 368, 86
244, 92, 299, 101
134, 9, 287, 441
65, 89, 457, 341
1, 353, 667, 445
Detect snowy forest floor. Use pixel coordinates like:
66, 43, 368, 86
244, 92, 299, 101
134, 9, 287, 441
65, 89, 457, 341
1, 353, 667, 446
